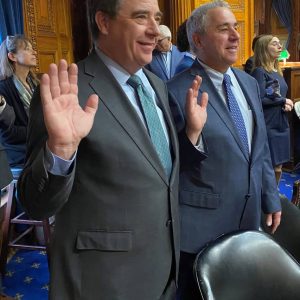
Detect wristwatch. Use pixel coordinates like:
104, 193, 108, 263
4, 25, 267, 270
0, 95, 5, 106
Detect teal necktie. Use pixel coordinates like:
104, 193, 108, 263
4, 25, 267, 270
127, 75, 172, 178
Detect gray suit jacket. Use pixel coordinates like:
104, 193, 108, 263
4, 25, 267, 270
167, 60, 281, 253
18, 51, 180, 300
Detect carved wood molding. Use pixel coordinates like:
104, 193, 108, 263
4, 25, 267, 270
36, 0, 56, 35
23, 0, 40, 72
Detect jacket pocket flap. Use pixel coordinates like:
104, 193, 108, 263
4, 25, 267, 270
179, 190, 220, 209
76, 230, 132, 252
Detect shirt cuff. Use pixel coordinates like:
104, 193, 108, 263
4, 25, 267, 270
45, 143, 76, 176
194, 134, 205, 152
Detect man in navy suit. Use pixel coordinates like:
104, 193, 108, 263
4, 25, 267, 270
146, 25, 185, 81
167, 1, 282, 299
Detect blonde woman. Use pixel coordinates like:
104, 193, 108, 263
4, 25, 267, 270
0, 35, 38, 168
251, 35, 293, 184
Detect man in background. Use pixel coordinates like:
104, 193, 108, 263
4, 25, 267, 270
146, 24, 185, 81
167, 1, 281, 299
18, 0, 207, 299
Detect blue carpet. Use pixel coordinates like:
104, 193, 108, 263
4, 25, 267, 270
2, 171, 300, 299
279, 171, 300, 200
2, 250, 49, 299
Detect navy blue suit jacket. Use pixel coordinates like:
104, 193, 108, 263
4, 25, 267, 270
146, 45, 185, 81
167, 60, 281, 253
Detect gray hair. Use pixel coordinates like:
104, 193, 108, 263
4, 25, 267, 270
159, 25, 172, 39
0, 35, 32, 80
86, 0, 123, 44
187, 0, 230, 54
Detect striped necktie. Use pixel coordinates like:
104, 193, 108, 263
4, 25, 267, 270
127, 75, 172, 178
223, 74, 249, 154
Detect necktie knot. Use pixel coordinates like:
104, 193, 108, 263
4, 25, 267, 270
223, 73, 232, 87
127, 75, 143, 89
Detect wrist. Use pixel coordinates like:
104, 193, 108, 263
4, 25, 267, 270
47, 139, 78, 160
186, 127, 201, 145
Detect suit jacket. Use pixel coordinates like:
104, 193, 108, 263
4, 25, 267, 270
146, 45, 185, 81
0, 77, 28, 167
0, 143, 12, 190
167, 60, 281, 253
18, 51, 180, 300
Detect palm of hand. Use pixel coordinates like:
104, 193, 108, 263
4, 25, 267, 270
186, 75, 208, 134
41, 60, 98, 158
43, 93, 94, 146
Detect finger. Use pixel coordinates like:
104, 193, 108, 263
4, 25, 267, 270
48, 63, 60, 99
270, 213, 281, 234
185, 88, 194, 115
265, 214, 272, 227
84, 94, 99, 115
200, 92, 209, 109
58, 59, 70, 94
68, 63, 78, 95
191, 75, 202, 95
40, 73, 52, 107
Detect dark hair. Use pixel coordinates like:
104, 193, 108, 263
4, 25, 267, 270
252, 34, 265, 51
86, 0, 122, 44
176, 20, 190, 52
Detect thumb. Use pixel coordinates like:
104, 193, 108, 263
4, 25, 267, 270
84, 94, 99, 115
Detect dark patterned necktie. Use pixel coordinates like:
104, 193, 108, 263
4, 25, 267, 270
127, 75, 172, 178
223, 74, 249, 154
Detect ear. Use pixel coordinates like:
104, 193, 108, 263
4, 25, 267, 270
7, 52, 17, 63
192, 33, 203, 49
95, 11, 110, 35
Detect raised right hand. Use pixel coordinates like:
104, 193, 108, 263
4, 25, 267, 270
41, 59, 98, 159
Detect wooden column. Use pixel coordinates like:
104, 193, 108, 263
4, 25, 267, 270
169, 0, 192, 44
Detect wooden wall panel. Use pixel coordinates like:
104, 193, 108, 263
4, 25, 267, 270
23, 0, 73, 73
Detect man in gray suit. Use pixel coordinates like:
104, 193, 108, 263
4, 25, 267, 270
18, 0, 208, 299
167, 1, 282, 299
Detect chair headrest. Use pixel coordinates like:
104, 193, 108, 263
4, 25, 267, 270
194, 230, 300, 300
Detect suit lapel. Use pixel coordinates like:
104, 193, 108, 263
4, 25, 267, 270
190, 61, 249, 161
83, 53, 171, 184
155, 54, 168, 79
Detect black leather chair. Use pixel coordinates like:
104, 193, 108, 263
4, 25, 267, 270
194, 230, 300, 300
261, 195, 300, 263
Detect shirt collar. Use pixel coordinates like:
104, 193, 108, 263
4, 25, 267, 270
197, 58, 235, 87
95, 47, 144, 85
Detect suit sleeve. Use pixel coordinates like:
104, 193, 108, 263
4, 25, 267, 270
252, 81, 281, 213
251, 68, 286, 107
168, 89, 207, 171
0, 103, 27, 145
17, 86, 75, 220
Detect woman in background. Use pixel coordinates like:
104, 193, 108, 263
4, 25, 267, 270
0, 35, 38, 169
251, 35, 294, 184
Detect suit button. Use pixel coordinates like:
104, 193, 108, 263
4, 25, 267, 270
166, 219, 173, 227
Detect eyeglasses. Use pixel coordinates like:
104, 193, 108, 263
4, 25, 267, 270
157, 37, 169, 44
